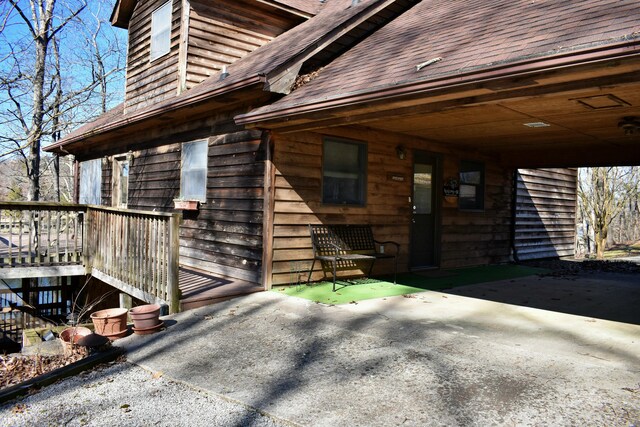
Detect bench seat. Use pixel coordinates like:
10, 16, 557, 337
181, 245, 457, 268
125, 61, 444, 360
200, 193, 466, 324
307, 224, 399, 291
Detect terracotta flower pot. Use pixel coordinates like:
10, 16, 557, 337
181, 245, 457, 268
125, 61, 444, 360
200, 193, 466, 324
129, 304, 161, 330
60, 327, 92, 356
90, 308, 129, 340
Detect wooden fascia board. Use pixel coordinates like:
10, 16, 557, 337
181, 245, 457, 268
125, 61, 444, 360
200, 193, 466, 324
239, 40, 640, 127
263, 0, 401, 95
45, 75, 267, 155
110, 0, 136, 28
260, 68, 640, 135
255, 0, 314, 19
500, 145, 640, 169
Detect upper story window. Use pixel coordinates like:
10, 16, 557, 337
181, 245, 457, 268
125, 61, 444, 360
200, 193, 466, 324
322, 137, 367, 206
181, 140, 208, 202
459, 160, 485, 211
150, 1, 172, 61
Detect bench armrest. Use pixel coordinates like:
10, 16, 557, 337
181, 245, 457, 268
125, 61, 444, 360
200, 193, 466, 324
328, 241, 342, 257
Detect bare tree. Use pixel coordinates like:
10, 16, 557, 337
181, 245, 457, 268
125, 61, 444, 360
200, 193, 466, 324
578, 167, 639, 259
0, 0, 125, 202
1, 0, 87, 201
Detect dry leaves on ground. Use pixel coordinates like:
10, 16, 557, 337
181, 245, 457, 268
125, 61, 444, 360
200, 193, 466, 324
0, 353, 85, 389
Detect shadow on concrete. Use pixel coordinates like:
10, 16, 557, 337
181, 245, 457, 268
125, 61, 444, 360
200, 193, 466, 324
441, 259, 640, 325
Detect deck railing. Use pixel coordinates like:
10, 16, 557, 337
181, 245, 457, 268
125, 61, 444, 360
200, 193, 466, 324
0, 202, 181, 313
85, 206, 180, 313
0, 202, 84, 267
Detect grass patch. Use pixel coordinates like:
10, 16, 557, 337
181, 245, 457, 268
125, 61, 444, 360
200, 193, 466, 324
273, 264, 547, 305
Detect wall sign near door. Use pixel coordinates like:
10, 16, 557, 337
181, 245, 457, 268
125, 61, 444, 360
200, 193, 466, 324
443, 177, 459, 196
388, 173, 405, 182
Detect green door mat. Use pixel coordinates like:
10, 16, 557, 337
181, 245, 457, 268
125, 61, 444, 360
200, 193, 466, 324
272, 264, 548, 305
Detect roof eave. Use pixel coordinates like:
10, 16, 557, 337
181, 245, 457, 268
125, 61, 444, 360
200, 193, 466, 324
110, 0, 136, 29
45, 75, 267, 155
256, 0, 315, 19
236, 40, 640, 126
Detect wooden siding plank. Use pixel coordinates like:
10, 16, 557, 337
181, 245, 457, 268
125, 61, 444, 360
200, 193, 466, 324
514, 168, 577, 261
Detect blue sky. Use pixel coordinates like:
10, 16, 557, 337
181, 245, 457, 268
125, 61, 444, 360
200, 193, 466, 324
0, 0, 127, 152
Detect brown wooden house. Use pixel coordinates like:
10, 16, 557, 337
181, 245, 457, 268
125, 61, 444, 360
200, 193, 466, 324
45, 0, 640, 303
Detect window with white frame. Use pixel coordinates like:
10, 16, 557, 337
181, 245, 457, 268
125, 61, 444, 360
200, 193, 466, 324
79, 159, 102, 205
180, 140, 208, 201
150, 1, 172, 61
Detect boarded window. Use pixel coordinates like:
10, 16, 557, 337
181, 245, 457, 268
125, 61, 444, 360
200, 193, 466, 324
459, 160, 485, 210
150, 1, 172, 61
112, 157, 129, 208
79, 159, 102, 205
181, 140, 208, 201
322, 138, 367, 205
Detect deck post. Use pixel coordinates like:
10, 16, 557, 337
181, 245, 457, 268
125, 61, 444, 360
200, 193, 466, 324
167, 213, 181, 314
82, 207, 92, 274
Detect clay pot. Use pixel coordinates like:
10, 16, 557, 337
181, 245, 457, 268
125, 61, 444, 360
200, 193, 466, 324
90, 308, 129, 340
129, 304, 161, 330
60, 326, 92, 355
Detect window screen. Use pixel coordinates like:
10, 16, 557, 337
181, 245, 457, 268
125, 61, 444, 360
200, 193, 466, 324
181, 140, 208, 201
322, 138, 367, 205
150, 2, 172, 61
79, 159, 102, 205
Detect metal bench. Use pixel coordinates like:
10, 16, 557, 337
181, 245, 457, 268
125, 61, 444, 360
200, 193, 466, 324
307, 224, 399, 291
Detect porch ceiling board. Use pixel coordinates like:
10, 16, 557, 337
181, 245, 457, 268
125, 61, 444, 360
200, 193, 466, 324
360, 82, 640, 166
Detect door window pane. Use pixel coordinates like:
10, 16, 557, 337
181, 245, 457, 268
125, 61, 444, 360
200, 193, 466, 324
112, 157, 129, 208
413, 164, 433, 214
322, 138, 367, 205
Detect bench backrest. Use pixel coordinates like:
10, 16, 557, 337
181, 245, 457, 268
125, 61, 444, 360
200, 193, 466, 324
309, 224, 376, 257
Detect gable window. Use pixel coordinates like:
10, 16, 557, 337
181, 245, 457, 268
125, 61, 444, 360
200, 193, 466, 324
150, 1, 172, 61
322, 138, 367, 206
112, 157, 129, 208
181, 140, 208, 202
458, 160, 485, 210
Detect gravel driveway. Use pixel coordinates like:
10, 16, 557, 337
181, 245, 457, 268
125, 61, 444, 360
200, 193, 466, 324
0, 361, 292, 427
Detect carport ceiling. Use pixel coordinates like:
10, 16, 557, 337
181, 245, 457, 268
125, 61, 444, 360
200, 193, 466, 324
365, 83, 640, 168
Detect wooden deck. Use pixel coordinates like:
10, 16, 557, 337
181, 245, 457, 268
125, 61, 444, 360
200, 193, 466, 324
178, 266, 264, 311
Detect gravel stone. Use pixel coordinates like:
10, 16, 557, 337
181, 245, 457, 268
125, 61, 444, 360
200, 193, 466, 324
0, 361, 291, 427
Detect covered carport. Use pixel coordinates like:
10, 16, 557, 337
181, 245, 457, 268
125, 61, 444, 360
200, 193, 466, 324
235, 0, 640, 323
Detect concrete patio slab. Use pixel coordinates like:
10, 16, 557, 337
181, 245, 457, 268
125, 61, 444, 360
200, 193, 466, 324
118, 274, 640, 426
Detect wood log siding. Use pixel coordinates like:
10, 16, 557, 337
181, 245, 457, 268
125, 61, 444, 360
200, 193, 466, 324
186, 0, 274, 89
123, 0, 302, 111
269, 129, 513, 286
118, 130, 266, 287
125, 0, 182, 112
514, 168, 577, 260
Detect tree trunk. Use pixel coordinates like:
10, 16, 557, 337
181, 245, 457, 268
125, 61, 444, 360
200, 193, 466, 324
594, 225, 608, 260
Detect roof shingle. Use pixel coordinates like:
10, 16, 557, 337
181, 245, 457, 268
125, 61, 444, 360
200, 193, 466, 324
243, 0, 640, 119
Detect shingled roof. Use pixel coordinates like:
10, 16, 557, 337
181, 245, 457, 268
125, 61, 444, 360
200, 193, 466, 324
238, 0, 640, 123
48, 0, 391, 151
